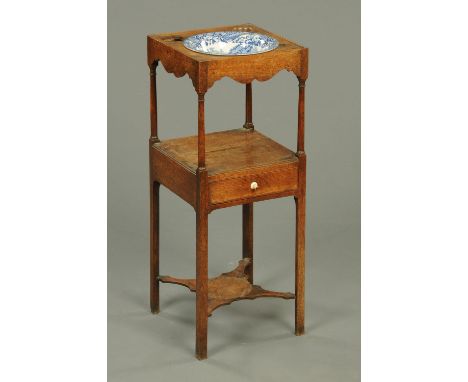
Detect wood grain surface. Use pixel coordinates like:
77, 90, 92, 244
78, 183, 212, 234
148, 24, 308, 359
147, 23, 308, 93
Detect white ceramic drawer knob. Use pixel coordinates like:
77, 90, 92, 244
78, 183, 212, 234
250, 181, 258, 190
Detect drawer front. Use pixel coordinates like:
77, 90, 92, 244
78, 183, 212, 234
209, 164, 298, 205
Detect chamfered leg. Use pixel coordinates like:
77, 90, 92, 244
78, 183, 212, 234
294, 192, 306, 335
295, 76, 307, 335
150, 181, 160, 313
195, 168, 209, 360
242, 203, 254, 283
149, 60, 160, 314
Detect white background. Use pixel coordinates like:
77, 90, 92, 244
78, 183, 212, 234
362, 0, 468, 380
1, 0, 467, 380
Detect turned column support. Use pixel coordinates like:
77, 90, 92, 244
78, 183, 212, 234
197, 92, 206, 169
149, 61, 159, 143
297, 78, 306, 154
243, 83, 254, 130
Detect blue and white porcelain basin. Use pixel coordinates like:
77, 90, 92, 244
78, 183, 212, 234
183, 31, 279, 56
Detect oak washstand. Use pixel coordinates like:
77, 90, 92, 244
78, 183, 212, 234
147, 23, 308, 359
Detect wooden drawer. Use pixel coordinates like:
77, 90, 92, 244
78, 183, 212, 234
209, 162, 298, 205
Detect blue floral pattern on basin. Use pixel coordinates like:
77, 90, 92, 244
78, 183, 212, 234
183, 31, 279, 56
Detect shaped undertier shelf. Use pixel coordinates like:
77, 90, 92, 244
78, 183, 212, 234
158, 258, 295, 316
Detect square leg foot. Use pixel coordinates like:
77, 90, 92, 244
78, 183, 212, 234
295, 327, 305, 336
196, 352, 207, 360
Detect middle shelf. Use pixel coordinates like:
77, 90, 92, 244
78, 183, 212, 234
151, 128, 300, 210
